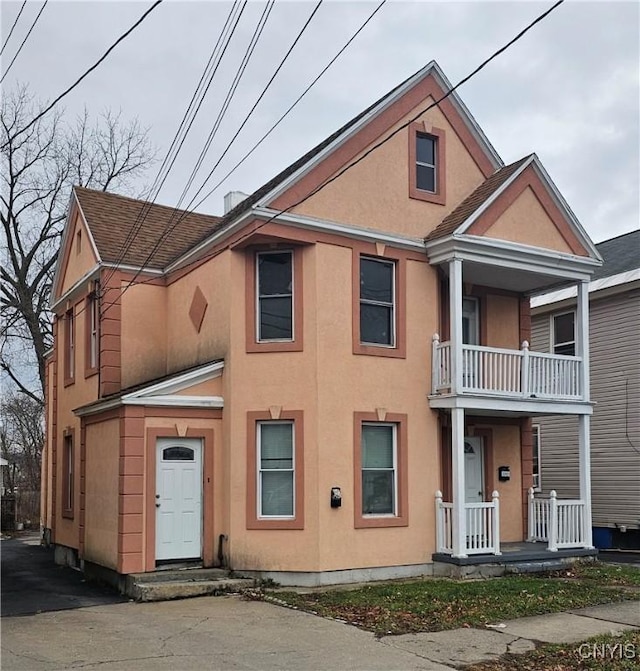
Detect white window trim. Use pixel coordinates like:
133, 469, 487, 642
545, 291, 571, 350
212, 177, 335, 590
532, 423, 541, 492
551, 310, 576, 355
257, 420, 295, 519
416, 132, 437, 193
360, 257, 396, 348
362, 422, 398, 518
256, 250, 294, 343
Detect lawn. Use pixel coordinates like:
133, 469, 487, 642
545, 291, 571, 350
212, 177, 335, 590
467, 630, 640, 671
261, 562, 640, 636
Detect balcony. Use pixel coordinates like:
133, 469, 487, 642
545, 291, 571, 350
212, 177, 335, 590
431, 336, 585, 402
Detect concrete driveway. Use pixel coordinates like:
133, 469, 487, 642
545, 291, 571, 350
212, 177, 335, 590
1, 534, 449, 670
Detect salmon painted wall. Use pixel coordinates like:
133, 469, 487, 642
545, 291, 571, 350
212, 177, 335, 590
59, 213, 99, 295
491, 424, 523, 542
225, 240, 443, 573
166, 251, 231, 376
290, 96, 485, 238
84, 418, 120, 569
120, 283, 168, 389
484, 186, 574, 254
53, 299, 99, 550
485, 295, 520, 349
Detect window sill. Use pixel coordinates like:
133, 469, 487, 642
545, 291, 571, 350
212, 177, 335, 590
246, 518, 304, 530
63, 376, 75, 388
62, 510, 74, 520
354, 343, 405, 359
355, 515, 408, 529
84, 367, 98, 379
246, 341, 303, 353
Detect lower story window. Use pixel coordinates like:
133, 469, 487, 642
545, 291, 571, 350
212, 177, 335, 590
532, 424, 541, 490
362, 423, 397, 515
63, 433, 74, 517
258, 421, 294, 517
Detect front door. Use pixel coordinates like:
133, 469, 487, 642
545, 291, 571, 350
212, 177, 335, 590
156, 438, 203, 562
464, 437, 484, 503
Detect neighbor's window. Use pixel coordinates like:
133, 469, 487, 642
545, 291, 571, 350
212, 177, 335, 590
257, 251, 293, 341
552, 311, 575, 356
360, 257, 395, 347
63, 434, 74, 517
416, 132, 437, 193
361, 423, 397, 516
64, 308, 75, 383
257, 421, 294, 518
532, 424, 541, 491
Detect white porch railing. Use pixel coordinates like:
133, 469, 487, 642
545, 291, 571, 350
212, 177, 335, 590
435, 490, 501, 556
431, 336, 583, 400
528, 488, 587, 551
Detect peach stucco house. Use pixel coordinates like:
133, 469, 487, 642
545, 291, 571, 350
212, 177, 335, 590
43, 61, 602, 588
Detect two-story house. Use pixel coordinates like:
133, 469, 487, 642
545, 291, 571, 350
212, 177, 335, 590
531, 230, 640, 551
42, 61, 602, 589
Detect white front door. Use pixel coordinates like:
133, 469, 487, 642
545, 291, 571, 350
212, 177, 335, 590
464, 437, 484, 503
156, 438, 203, 561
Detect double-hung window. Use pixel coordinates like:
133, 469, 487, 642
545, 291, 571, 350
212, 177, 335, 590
257, 251, 293, 342
361, 423, 397, 516
64, 308, 75, 384
86, 291, 99, 374
257, 421, 294, 518
552, 311, 575, 355
63, 433, 74, 517
360, 257, 395, 347
416, 133, 437, 193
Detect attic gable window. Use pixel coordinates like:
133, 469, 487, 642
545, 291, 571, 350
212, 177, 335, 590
409, 122, 446, 205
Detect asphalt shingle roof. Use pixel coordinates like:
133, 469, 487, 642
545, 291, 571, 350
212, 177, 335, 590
425, 156, 531, 242
74, 186, 222, 269
592, 230, 640, 280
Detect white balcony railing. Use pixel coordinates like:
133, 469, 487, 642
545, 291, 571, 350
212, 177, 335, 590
528, 488, 587, 551
431, 336, 583, 400
435, 490, 501, 556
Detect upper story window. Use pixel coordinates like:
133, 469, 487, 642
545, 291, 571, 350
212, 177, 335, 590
360, 257, 395, 347
416, 133, 437, 193
462, 297, 480, 346
409, 122, 446, 205
85, 291, 99, 376
257, 251, 293, 342
64, 308, 75, 385
552, 311, 575, 356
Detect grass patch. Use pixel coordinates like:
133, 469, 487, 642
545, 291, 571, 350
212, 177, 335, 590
550, 562, 640, 587
467, 630, 640, 671
269, 574, 634, 636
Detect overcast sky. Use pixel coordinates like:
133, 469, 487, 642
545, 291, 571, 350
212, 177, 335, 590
2, 0, 639, 244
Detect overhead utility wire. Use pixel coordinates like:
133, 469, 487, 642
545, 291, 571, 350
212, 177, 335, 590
2, 0, 164, 146
130, 0, 323, 274
100, 1, 245, 289
95, 0, 562, 318
194, 0, 387, 211
170, 0, 275, 214
1, 0, 48, 83
0, 0, 28, 57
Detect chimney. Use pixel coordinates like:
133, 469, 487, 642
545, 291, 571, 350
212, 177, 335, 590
224, 191, 249, 214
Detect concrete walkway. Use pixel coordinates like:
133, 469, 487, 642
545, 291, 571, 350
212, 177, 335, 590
2, 595, 638, 670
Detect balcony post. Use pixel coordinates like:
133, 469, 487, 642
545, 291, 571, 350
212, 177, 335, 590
548, 490, 558, 552
521, 340, 530, 397
576, 279, 590, 401
451, 407, 467, 558
432, 333, 440, 394
578, 414, 594, 548
449, 258, 463, 394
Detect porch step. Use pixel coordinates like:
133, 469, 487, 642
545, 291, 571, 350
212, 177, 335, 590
505, 559, 567, 574
125, 568, 254, 602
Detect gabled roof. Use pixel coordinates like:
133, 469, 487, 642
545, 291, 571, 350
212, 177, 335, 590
73, 186, 222, 269
591, 230, 640, 280
426, 156, 532, 241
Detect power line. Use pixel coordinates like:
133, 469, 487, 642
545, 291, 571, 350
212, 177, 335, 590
101, 0, 246, 290
127, 0, 324, 277
2, 0, 164, 146
1, 0, 48, 84
90, 0, 563, 320
0, 0, 28, 57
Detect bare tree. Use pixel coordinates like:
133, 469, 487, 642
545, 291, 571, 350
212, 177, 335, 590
1, 85, 156, 401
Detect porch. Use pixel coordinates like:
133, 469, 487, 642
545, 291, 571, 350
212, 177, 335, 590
435, 487, 594, 561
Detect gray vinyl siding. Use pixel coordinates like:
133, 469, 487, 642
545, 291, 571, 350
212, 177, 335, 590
532, 290, 640, 529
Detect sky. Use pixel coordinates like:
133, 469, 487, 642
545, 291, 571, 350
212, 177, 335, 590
1, 0, 639, 247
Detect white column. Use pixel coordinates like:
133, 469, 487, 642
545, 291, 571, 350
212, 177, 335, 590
576, 279, 590, 401
579, 414, 594, 548
449, 258, 463, 394
451, 407, 467, 557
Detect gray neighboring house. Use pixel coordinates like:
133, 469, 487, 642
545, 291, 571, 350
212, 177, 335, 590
530, 230, 640, 549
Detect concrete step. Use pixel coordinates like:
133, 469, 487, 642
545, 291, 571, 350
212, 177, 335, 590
131, 577, 254, 602
505, 560, 567, 574
128, 567, 229, 584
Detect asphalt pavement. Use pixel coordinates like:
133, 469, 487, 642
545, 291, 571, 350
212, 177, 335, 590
1, 532, 125, 617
